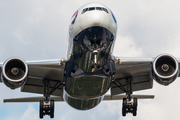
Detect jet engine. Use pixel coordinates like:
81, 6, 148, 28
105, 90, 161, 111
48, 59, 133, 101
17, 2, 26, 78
1, 57, 28, 89
152, 54, 179, 86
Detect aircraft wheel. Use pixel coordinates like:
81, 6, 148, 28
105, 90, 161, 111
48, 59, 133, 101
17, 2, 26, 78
133, 97, 137, 107
133, 108, 137, 116
50, 100, 54, 118
39, 100, 44, 119
133, 97, 137, 116
122, 98, 127, 116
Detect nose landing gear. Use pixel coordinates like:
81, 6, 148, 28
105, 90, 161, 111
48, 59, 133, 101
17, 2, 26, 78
91, 50, 101, 68
91, 60, 101, 68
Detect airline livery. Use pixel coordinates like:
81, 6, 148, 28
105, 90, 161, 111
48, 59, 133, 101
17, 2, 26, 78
1, 2, 179, 119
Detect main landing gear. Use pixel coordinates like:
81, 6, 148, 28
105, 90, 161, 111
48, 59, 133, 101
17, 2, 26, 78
122, 97, 137, 116
40, 99, 54, 118
121, 77, 138, 116
39, 79, 55, 119
112, 77, 139, 116
39, 79, 63, 119
111, 77, 155, 116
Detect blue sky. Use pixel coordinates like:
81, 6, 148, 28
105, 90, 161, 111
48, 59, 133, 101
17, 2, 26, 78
1, 0, 180, 120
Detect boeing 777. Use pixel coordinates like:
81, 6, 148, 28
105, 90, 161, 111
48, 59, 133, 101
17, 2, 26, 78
0, 2, 179, 119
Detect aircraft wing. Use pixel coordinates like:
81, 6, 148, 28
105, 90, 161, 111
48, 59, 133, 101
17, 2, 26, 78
0, 59, 66, 97
111, 56, 180, 95
23, 59, 66, 97
111, 56, 155, 95
1, 56, 180, 98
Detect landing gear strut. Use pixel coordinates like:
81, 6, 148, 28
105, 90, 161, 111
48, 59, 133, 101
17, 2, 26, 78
112, 77, 155, 117
122, 77, 138, 116
91, 50, 101, 68
39, 79, 57, 119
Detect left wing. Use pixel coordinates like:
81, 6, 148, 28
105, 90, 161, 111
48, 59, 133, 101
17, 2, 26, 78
111, 54, 180, 96
111, 56, 154, 96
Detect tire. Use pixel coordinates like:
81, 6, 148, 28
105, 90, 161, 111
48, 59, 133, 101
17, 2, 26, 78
39, 100, 44, 119
123, 98, 127, 108
122, 107, 126, 116
50, 100, 54, 118
122, 98, 127, 116
133, 108, 137, 116
133, 97, 137, 108
133, 97, 137, 116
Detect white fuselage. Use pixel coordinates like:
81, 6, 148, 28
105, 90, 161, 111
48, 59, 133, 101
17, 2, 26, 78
66, 3, 117, 60
63, 3, 117, 110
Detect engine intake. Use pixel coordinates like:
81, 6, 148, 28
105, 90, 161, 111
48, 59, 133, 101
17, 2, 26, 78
152, 54, 179, 86
1, 58, 28, 89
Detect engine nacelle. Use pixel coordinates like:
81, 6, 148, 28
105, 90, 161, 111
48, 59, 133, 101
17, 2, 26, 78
152, 54, 179, 86
1, 57, 28, 89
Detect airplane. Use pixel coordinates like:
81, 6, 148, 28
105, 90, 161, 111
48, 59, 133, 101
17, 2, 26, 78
0, 2, 179, 119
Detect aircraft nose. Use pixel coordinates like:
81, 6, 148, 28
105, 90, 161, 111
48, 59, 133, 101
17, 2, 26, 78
88, 11, 104, 26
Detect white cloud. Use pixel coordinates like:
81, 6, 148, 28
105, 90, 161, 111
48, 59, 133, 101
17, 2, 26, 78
113, 35, 143, 57
19, 104, 39, 120
4, 104, 39, 120
166, 37, 180, 57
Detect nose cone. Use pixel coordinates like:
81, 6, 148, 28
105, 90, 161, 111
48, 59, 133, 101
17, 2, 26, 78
88, 11, 104, 26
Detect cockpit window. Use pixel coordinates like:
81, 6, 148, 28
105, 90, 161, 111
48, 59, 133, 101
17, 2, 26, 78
82, 7, 109, 14
102, 8, 108, 13
96, 7, 102, 10
81, 8, 88, 14
89, 7, 95, 11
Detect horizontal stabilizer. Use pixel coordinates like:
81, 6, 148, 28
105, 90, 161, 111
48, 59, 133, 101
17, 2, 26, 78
4, 96, 64, 103
103, 94, 154, 100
